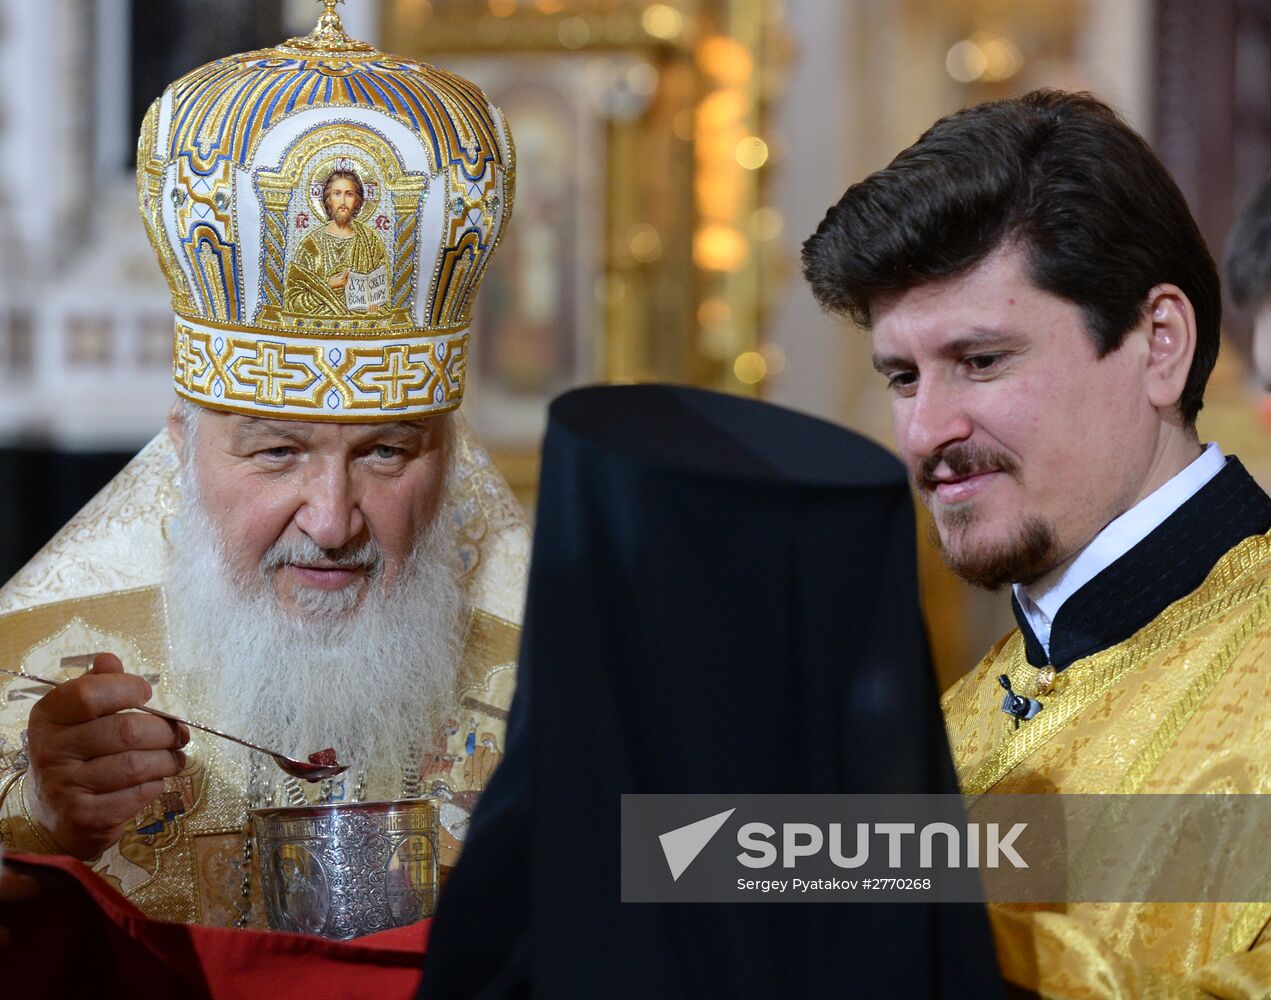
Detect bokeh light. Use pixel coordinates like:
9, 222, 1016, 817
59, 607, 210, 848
748, 206, 784, 241
735, 136, 769, 170
642, 4, 683, 41
694, 223, 748, 271
733, 351, 767, 384
558, 16, 590, 49
628, 223, 664, 263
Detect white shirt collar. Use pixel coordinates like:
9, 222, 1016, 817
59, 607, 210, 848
1012, 442, 1226, 658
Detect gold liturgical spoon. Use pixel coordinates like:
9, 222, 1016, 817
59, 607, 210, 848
0, 667, 348, 782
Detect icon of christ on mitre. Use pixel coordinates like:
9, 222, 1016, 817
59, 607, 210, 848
0, 0, 528, 931
284, 166, 391, 316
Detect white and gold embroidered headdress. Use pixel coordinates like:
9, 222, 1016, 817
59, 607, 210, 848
136, 1, 514, 421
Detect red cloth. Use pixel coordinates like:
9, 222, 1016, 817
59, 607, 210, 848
0, 852, 429, 1000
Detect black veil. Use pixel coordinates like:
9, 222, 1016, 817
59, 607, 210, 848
424, 385, 1002, 999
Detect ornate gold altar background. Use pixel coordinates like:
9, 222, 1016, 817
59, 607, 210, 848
383, 0, 786, 491
0, 0, 1268, 689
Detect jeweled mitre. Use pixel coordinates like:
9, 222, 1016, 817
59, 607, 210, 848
136, 5, 513, 421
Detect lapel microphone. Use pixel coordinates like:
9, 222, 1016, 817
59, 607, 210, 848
998, 674, 1043, 730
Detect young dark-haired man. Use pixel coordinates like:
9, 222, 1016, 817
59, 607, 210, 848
804, 90, 1271, 997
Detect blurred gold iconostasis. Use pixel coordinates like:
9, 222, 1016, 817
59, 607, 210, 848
384, 0, 783, 490
383, 0, 1271, 691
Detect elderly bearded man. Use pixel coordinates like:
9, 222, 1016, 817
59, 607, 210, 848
804, 91, 1271, 997
0, 9, 526, 930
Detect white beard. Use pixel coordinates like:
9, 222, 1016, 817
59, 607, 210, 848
164, 466, 464, 789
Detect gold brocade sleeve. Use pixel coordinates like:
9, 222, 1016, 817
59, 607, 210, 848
991, 907, 1195, 999
0, 587, 171, 856
0, 774, 66, 855
990, 907, 1271, 999
1193, 921, 1271, 1000
0, 772, 31, 850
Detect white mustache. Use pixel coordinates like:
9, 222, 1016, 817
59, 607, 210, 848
260, 536, 383, 576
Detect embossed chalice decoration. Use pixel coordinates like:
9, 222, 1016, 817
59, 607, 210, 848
252, 797, 441, 939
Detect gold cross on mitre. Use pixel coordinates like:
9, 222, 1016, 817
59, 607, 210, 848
314, 0, 347, 35
288, 0, 368, 53
316, 0, 345, 27
289, 0, 372, 54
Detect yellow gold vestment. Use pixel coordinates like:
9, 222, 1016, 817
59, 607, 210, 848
0, 417, 529, 928
943, 531, 1271, 999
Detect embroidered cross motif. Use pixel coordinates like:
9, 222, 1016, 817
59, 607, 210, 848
236, 342, 313, 405
355, 345, 431, 408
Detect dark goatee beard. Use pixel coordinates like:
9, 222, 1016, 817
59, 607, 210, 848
915, 442, 1058, 589
930, 511, 1060, 591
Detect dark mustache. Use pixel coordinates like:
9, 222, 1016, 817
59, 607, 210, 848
916, 444, 1017, 492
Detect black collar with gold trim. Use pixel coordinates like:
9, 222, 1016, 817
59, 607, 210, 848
1011, 457, 1271, 669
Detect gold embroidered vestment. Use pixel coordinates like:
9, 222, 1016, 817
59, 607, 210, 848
942, 531, 1271, 999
